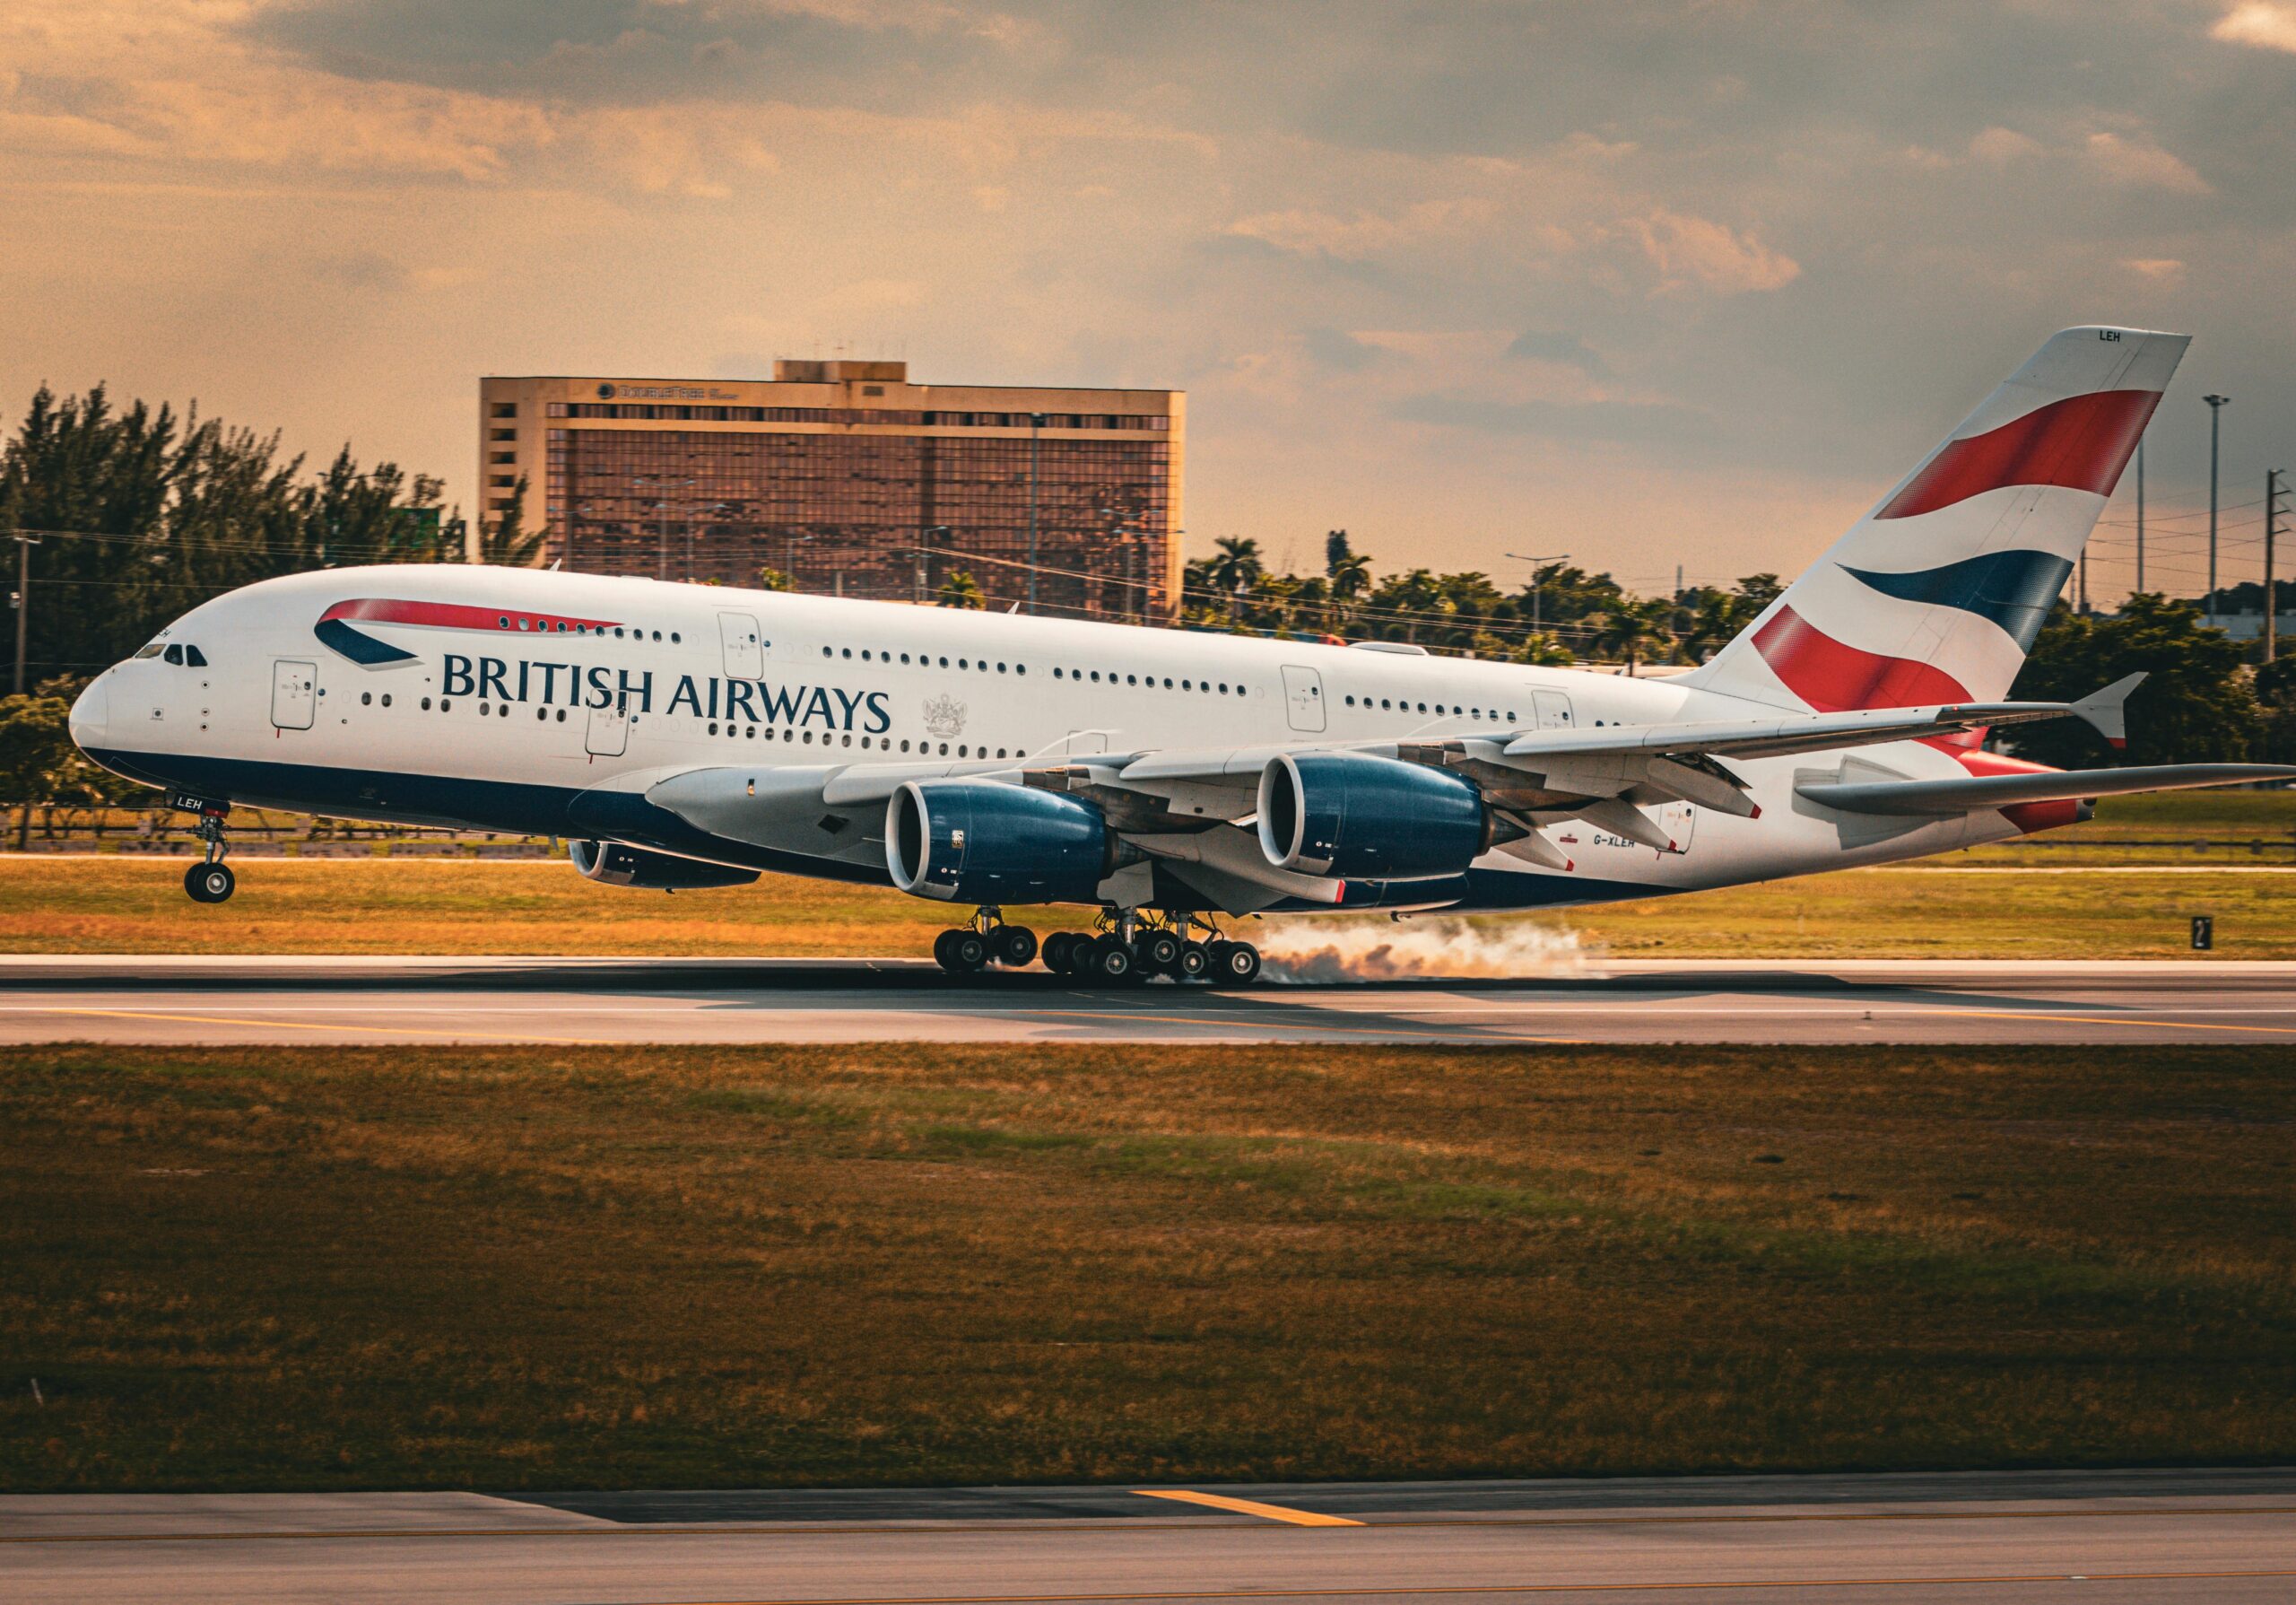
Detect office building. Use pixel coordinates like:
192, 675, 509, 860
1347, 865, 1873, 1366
478, 361, 1183, 620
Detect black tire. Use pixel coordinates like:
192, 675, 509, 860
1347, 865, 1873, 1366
185, 861, 234, 903
932, 929, 966, 973
1040, 931, 1077, 974
1137, 930, 1181, 973
992, 925, 1038, 968
1211, 939, 1262, 987
950, 929, 990, 971
1175, 943, 1211, 981
1089, 938, 1135, 982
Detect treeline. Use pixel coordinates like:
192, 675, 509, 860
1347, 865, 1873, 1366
0, 383, 551, 685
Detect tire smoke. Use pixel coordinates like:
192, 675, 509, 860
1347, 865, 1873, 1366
1254, 917, 1587, 983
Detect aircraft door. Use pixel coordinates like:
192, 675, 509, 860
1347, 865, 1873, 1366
718, 612, 764, 680
586, 694, 631, 758
270, 659, 316, 730
1532, 690, 1576, 729
1659, 799, 1696, 852
1281, 665, 1326, 732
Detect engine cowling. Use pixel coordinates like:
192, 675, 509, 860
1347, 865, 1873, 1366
570, 840, 761, 890
887, 781, 1116, 903
1257, 752, 1490, 880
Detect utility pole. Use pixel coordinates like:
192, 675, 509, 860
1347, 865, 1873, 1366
2135, 436, 2144, 594
11, 532, 38, 695
1027, 413, 1046, 616
2205, 394, 2230, 621
2269, 468, 2287, 666
1507, 552, 1570, 637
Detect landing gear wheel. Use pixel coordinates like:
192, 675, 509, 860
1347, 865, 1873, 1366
1209, 939, 1261, 987
934, 928, 988, 974
1136, 929, 1182, 974
1042, 931, 1083, 974
1174, 943, 1211, 981
991, 925, 1038, 968
1086, 936, 1136, 983
185, 860, 235, 903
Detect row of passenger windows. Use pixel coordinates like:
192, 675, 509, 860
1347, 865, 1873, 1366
828, 645, 1024, 676
1344, 694, 1518, 722
384, 691, 1013, 757
497, 615, 682, 643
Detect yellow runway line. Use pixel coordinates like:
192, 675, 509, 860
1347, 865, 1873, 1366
35, 1008, 613, 1047
1921, 1006, 2296, 1036
1131, 1490, 1363, 1526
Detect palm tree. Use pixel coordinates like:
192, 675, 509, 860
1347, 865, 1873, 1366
1207, 536, 1263, 623
477, 475, 546, 567
1596, 596, 1677, 676
1327, 552, 1372, 631
936, 570, 986, 609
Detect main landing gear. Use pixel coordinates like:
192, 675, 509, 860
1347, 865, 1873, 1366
935, 909, 1262, 987
183, 807, 235, 903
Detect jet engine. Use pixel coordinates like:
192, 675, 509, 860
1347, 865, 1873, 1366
570, 839, 761, 890
887, 781, 1120, 903
1257, 752, 1491, 880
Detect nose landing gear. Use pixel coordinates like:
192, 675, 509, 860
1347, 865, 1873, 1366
182, 805, 235, 903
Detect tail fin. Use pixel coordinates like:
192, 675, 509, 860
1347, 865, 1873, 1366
1685, 326, 2188, 711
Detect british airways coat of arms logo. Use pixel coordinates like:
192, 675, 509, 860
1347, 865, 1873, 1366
922, 693, 967, 737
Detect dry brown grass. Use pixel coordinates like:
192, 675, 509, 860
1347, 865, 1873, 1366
3, 1042, 2292, 1492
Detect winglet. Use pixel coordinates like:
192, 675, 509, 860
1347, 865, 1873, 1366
2073, 672, 2146, 750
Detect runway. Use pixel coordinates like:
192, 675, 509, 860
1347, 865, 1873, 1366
8, 1468, 2294, 1603
0, 955, 2291, 1045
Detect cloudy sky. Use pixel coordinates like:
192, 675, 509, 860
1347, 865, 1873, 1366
4, 0, 2293, 598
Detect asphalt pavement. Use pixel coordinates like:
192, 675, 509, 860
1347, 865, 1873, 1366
0, 955, 2290, 1045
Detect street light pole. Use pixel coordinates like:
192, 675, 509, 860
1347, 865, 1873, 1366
2205, 394, 2230, 620
11, 531, 39, 695
1027, 412, 1046, 616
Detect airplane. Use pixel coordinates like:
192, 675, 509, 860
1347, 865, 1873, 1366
67, 325, 2292, 985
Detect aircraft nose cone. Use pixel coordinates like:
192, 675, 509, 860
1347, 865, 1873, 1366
68, 675, 109, 752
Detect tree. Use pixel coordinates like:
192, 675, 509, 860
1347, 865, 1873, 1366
1681, 573, 1781, 661
755, 566, 792, 592
1207, 536, 1263, 621
477, 475, 545, 566
1595, 595, 1677, 675
1324, 528, 1355, 575
2256, 657, 2296, 764
2005, 597, 2262, 766
937, 570, 986, 609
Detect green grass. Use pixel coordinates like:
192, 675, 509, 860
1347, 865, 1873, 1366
4, 1042, 2292, 1491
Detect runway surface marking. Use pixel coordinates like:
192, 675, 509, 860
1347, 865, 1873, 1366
30, 1007, 614, 1046
1131, 1492, 1365, 1527
18, 1504, 2293, 1544
596, 1568, 2296, 1602
1903, 1007, 2296, 1036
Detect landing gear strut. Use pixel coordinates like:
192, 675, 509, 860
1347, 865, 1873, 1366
183, 807, 234, 903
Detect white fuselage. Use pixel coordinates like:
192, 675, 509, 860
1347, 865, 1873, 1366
69, 565, 2022, 913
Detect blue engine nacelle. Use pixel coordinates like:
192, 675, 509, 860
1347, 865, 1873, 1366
570, 840, 761, 890
1257, 752, 1490, 881
887, 781, 1117, 903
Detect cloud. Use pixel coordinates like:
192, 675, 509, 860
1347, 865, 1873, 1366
1223, 198, 1497, 263
1969, 126, 2046, 164
1301, 327, 1381, 371
2122, 257, 2187, 283
2211, 2, 2296, 52
1392, 390, 1717, 446
2083, 130, 2212, 194
1504, 329, 1611, 377
1624, 209, 1800, 295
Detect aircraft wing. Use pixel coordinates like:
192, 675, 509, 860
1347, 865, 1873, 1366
1798, 763, 2296, 816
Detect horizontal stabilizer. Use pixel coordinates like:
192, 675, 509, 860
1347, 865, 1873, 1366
1798, 763, 2295, 817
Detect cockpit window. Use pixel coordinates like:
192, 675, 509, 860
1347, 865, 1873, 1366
134, 642, 164, 659
183, 645, 207, 667
163, 645, 183, 666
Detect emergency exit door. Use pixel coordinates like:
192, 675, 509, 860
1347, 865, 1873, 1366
1281, 665, 1326, 732
719, 612, 763, 679
586, 695, 630, 757
270, 659, 316, 730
